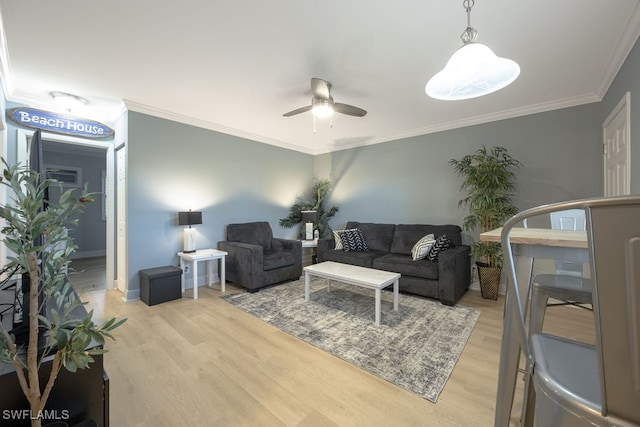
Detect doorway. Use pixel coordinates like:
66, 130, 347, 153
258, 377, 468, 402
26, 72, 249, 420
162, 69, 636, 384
17, 129, 116, 292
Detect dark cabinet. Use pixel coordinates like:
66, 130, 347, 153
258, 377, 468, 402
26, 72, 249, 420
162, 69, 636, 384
0, 353, 109, 426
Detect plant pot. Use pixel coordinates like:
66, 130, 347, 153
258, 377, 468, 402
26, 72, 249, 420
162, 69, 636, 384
476, 262, 501, 300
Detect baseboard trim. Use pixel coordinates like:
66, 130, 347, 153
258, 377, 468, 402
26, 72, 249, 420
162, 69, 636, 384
123, 288, 140, 302
71, 250, 106, 259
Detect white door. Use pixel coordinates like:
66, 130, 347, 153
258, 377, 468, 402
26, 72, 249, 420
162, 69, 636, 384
116, 146, 127, 294
603, 92, 631, 196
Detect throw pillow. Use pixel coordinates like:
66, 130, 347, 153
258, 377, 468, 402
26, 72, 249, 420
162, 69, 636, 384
426, 234, 451, 262
333, 230, 346, 251
333, 229, 357, 250
339, 228, 369, 252
411, 233, 435, 260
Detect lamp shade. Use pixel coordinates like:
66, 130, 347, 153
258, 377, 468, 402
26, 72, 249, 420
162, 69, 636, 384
301, 210, 317, 222
426, 42, 520, 101
178, 211, 202, 226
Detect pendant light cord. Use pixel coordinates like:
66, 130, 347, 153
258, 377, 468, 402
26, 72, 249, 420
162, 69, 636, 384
461, 0, 478, 44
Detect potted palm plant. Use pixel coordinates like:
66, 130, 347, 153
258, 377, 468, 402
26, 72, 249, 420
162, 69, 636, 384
450, 146, 522, 299
279, 178, 339, 238
0, 159, 125, 427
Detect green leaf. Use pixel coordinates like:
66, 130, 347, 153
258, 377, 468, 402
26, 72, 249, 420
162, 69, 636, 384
450, 146, 522, 268
56, 329, 69, 348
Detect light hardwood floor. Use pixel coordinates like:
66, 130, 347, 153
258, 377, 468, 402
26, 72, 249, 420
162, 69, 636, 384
69, 256, 107, 292
76, 277, 595, 427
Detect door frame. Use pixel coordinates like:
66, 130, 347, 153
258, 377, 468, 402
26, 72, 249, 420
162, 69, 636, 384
16, 129, 116, 290
115, 143, 126, 295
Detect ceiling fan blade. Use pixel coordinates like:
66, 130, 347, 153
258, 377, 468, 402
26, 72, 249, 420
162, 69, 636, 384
334, 103, 367, 117
283, 105, 312, 117
311, 78, 331, 100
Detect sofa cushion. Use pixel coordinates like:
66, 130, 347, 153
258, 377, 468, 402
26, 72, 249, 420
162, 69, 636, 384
373, 254, 439, 280
346, 222, 395, 252
391, 224, 462, 254
322, 249, 386, 268
263, 249, 295, 271
411, 234, 435, 260
227, 221, 273, 250
426, 234, 451, 261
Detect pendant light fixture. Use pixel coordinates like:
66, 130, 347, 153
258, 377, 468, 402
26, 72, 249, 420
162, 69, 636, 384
426, 0, 520, 101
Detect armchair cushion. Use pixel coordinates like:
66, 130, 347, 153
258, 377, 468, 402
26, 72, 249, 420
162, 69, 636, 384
264, 249, 296, 271
227, 221, 272, 250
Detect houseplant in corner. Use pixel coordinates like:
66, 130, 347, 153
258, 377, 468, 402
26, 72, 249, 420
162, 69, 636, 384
0, 159, 125, 427
279, 178, 339, 238
450, 146, 522, 300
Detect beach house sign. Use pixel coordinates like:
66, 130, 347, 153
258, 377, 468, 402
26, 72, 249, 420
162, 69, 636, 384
7, 107, 114, 139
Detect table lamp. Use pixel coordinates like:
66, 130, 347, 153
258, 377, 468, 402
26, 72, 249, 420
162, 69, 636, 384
301, 210, 317, 240
178, 210, 202, 253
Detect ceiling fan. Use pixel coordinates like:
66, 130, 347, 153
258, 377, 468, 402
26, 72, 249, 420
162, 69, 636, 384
283, 78, 367, 119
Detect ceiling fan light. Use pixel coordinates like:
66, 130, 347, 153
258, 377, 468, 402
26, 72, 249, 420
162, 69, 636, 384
312, 102, 334, 118
426, 42, 520, 101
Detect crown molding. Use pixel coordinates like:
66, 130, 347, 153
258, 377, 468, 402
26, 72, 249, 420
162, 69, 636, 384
311, 93, 602, 155
123, 99, 314, 155
595, 1, 640, 98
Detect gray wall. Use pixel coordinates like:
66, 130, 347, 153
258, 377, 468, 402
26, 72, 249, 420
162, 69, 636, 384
43, 149, 107, 257
126, 112, 314, 293
125, 94, 607, 294
315, 102, 603, 239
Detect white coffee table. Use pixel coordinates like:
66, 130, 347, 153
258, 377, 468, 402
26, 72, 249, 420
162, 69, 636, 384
303, 261, 400, 326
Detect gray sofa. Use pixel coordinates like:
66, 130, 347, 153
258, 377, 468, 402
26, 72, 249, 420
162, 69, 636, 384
217, 222, 302, 292
317, 222, 471, 305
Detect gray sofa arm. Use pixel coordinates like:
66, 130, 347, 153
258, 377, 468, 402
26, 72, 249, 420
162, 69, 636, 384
437, 245, 471, 306
316, 238, 335, 262
217, 241, 264, 290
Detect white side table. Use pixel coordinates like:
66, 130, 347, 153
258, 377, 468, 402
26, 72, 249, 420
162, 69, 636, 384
301, 239, 318, 265
177, 248, 227, 299
301, 239, 318, 248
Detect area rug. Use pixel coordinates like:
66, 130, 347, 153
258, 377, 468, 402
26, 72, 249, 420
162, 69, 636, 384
221, 277, 480, 402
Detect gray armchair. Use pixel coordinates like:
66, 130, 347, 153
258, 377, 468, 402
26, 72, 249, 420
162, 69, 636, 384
217, 221, 302, 292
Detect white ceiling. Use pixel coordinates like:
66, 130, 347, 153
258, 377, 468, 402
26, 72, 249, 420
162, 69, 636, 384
1, 1, 640, 155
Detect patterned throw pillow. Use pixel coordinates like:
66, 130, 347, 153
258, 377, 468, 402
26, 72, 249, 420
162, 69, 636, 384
426, 234, 451, 262
339, 228, 369, 252
411, 233, 435, 260
333, 229, 356, 250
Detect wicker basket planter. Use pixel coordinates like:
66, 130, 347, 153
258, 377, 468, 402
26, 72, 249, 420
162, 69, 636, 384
477, 262, 501, 300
